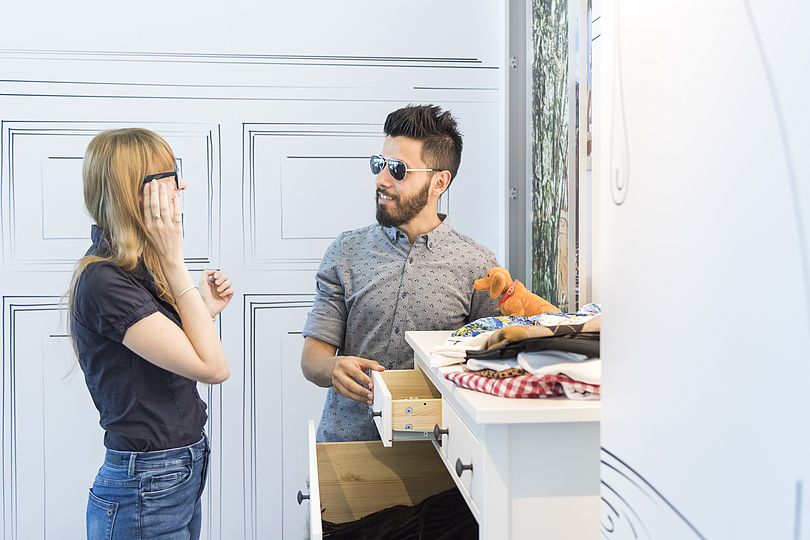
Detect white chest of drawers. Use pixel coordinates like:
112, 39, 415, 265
300, 330, 601, 539
405, 331, 601, 540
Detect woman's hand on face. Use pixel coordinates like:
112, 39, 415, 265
200, 270, 234, 317
143, 180, 184, 267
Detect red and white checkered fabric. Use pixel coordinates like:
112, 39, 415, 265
444, 371, 600, 399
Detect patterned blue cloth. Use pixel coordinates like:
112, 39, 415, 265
451, 303, 603, 337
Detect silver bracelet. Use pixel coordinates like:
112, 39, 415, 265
175, 285, 198, 302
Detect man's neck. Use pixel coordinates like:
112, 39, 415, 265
398, 211, 443, 245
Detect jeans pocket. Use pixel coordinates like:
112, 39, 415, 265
143, 465, 194, 498
86, 489, 118, 540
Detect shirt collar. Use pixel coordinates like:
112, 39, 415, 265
382, 214, 451, 251
89, 225, 112, 257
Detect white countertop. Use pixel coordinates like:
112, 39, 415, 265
406, 330, 601, 425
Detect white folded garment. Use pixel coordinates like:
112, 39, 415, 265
429, 331, 494, 367
466, 358, 520, 372
517, 353, 601, 385
559, 382, 601, 400
516, 350, 588, 371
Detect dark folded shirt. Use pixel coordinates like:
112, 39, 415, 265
466, 332, 601, 360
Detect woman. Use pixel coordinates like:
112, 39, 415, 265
67, 128, 233, 539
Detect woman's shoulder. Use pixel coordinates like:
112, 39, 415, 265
80, 260, 129, 284
76, 260, 145, 299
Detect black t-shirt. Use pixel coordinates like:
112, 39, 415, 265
71, 225, 207, 451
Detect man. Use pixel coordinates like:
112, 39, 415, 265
301, 104, 500, 442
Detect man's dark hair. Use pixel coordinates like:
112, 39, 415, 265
383, 104, 463, 182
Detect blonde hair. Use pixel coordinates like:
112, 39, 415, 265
67, 128, 178, 335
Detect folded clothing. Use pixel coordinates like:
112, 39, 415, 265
517, 354, 601, 385
461, 366, 526, 379
465, 357, 520, 372
482, 317, 601, 350
514, 350, 587, 368
467, 332, 600, 360
322, 487, 477, 540
452, 303, 602, 337
445, 371, 600, 400
429, 331, 494, 367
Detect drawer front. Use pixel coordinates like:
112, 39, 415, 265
370, 370, 393, 446
302, 419, 456, 537
371, 369, 441, 447
306, 420, 323, 540
441, 399, 482, 511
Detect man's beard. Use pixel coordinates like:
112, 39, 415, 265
375, 179, 431, 228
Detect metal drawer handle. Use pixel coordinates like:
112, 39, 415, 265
433, 424, 448, 443
455, 458, 473, 477
368, 408, 382, 420
297, 490, 310, 505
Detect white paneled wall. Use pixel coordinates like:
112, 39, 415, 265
0, 2, 508, 538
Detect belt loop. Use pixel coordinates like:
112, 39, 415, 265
128, 452, 137, 477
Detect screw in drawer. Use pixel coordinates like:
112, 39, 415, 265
404, 423, 413, 430
405, 406, 413, 415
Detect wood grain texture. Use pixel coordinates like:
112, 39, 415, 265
316, 440, 455, 523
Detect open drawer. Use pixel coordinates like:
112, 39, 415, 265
300, 420, 455, 540
369, 368, 442, 447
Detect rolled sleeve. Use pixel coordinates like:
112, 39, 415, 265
74, 262, 160, 343
302, 238, 348, 348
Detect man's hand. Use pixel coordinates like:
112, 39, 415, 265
330, 356, 385, 405
301, 337, 386, 405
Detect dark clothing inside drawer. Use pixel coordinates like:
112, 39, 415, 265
322, 487, 477, 539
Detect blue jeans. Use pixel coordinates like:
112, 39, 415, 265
86, 435, 210, 540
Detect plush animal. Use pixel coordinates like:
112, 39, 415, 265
474, 267, 561, 317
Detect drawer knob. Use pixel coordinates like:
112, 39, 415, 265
433, 424, 449, 442
297, 490, 310, 505
368, 408, 382, 420
455, 458, 473, 477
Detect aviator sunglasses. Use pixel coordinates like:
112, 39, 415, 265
369, 154, 435, 181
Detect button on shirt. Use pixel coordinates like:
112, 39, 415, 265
71, 225, 208, 451
303, 216, 500, 442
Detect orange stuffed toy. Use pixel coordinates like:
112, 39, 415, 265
474, 267, 561, 317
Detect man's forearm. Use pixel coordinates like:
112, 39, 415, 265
301, 337, 338, 387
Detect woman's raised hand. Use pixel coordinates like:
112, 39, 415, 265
143, 181, 184, 268
199, 270, 234, 318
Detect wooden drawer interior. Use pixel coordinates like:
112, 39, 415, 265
316, 439, 455, 524
379, 368, 442, 432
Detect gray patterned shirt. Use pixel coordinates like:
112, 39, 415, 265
303, 216, 500, 442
